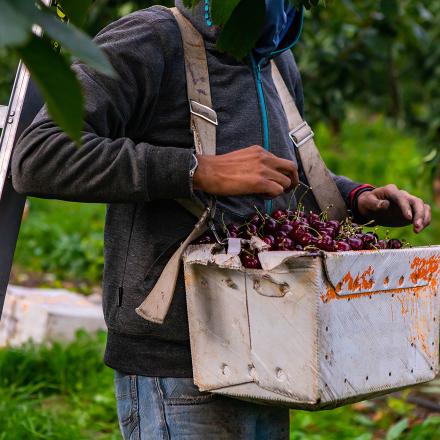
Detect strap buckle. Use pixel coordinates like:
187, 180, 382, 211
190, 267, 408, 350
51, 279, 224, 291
189, 100, 218, 126
289, 121, 314, 148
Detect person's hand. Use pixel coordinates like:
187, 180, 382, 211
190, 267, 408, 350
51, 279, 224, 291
357, 184, 431, 233
193, 145, 299, 198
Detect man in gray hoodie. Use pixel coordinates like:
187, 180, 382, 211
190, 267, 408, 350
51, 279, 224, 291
12, 0, 431, 438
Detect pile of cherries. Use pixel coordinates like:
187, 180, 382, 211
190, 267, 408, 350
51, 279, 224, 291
194, 208, 404, 269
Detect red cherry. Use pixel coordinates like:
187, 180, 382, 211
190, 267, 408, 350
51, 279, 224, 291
227, 224, 240, 234
241, 254, 262, 269
377, 240, 387, 249
336, 241, 352, 252
264, 218, 278, 234
279, 224, 294, 235
276, 237, 294, 251
387, 239, 402, 249
272, 210, 287, 220
327, 220, 341, 232
262, 235, 275, 249
297, 232, 314, 247
195, 233, 215, 244
362, 233, 377, 246
347, 237, 363, 250
317, 235, 336, 252
242, 224, 258, 239
319, 227, 336, 238
308, 212, 320, 224
249, 214, 262, 226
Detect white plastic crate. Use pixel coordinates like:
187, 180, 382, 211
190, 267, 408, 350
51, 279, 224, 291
183, 245, 440, 409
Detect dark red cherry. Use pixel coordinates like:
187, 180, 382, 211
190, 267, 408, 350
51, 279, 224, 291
275, 231, 288, 240
264, 218, 278, 234
376, 240, 388, 249
387, 239, 402, 249
262, 235, 275, 249
195, 233, 215, 245
308, 212, 320, 224
276, 237, 294, 251
272, 210, 287, 220
319, 227, 336, 238
336, 241, 352, 252
347, 237, 364, 251
327, 220, 341, 232
241, 224, 258, 239
362, 233, 377, 246
279, 224, 294, 235
317, 236, 336, 252
297, 232, 314, 247
241, 255, 262, 269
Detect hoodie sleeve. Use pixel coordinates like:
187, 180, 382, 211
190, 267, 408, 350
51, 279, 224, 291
11, 11, 193, 203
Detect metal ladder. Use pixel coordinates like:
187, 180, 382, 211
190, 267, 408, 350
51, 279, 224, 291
0, 0, 58, 318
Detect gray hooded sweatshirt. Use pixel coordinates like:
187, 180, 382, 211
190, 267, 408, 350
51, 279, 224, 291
11, 1, 360, 376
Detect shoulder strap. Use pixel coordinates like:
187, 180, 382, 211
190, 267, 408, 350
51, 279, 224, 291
271, 61, 348, 221
136, 7, 216, 324
171, 7, 217, 156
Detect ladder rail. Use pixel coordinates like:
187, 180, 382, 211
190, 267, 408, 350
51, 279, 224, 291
0, 62, 32, 199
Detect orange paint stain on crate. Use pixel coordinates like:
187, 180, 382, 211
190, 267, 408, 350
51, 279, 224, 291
321, 256, 440, 304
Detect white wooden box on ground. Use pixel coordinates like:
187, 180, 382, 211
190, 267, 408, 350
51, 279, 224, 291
183, 245, 440, 409
0, 285, 105, 347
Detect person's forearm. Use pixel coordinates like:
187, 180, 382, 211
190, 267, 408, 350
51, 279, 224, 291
12, 117, 193, 204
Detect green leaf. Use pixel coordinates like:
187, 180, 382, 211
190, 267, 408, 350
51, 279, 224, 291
12, 0, 116, 78
386, 418, 409, 440
211, 0, 241, 25
57, 0, 94, 27
17, 35, 84, 143
217, 0, 266, 59
0, 0, 32, 47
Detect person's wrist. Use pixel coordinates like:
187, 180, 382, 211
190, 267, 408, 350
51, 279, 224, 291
193, 154, 209, 191
350, 185, 375, 217
357, 190, 373, 217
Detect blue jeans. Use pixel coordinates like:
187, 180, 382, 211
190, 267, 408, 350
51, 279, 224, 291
114, 371, 289, 439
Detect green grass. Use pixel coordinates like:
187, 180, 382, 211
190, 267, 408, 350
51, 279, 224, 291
0, 331, 119, 440
0, 332, 439, 439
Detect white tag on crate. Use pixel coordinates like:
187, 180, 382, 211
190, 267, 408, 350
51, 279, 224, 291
227, 238, 241, 256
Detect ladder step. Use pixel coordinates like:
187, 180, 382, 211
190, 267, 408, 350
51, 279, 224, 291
0, 105, 8, 130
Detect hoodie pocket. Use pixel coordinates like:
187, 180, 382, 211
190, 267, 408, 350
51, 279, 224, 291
116, 236, 190, 339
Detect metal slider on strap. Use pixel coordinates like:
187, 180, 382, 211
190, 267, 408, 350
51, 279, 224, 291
189, 100, 218, 126
289, 121, 314, 148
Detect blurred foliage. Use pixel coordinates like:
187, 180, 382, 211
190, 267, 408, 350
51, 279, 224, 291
296, 0, 440, 157
0, 331, 439, 439
13, 199, 105, 289
0, 0, 115, 142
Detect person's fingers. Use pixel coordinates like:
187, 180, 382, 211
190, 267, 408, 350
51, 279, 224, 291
263, 168, 292, 191
409, 197, 427, 233
383, 186, 413, 221
423, 204, 432, 230
268, 155, 300, 188
262, 180, 285, 198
